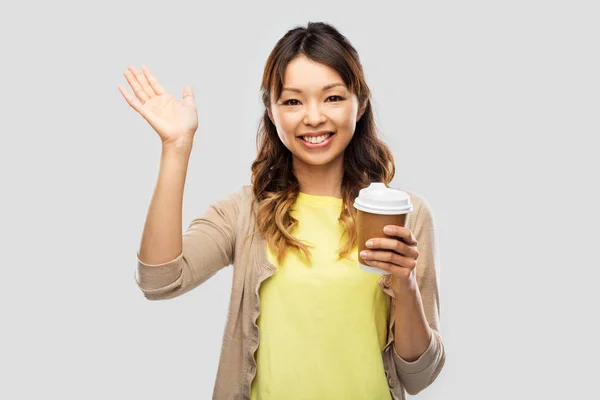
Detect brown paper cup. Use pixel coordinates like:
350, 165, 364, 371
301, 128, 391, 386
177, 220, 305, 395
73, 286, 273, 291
357, 211, 408, 274
353, 182, 413, 274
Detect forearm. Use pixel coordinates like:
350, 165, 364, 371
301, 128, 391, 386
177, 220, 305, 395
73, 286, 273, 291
138, 144, 192, 265
393, 285, 433, 362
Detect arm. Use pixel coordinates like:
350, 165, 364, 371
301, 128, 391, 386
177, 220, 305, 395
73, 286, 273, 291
137, 144, 192, 266
393, 285, 433, 362
391, 198, 446, 395
134, 144, 241, 300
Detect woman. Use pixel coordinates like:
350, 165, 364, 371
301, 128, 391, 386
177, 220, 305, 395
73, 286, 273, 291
119, 21, 445, 400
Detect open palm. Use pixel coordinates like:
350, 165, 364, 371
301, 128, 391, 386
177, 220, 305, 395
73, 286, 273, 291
118, 65, 198, 147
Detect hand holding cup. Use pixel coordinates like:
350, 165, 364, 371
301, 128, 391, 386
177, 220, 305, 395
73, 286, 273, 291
354, 182, 415, 292
360, 224, 419, 294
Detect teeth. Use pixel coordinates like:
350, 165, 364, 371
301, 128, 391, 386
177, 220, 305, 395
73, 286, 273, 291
302, 133, 332, 144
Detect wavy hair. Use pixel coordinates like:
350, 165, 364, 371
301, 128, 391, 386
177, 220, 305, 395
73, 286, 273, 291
250, 21, 396, 265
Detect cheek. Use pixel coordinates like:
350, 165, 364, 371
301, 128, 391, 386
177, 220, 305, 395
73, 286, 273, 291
281, 113, 304, 131
273, 113, 301, 144
331, 108, 357, 131
279, 114, 299, 130
274, 105, 357, 135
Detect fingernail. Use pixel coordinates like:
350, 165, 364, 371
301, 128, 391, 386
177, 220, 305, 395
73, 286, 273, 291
365, 240, 373, 248
360, 251, 369, 258
383, 226, 393, 234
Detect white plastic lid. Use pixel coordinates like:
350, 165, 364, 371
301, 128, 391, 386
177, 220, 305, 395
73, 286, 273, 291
353, 182, 413, 215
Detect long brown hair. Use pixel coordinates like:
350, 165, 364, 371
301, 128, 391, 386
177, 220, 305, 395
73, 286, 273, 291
250, 21, 395, 265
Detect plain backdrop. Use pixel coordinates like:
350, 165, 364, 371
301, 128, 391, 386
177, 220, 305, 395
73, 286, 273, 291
1, 0, 598, 399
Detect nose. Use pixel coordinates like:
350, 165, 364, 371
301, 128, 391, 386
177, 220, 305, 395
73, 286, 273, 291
303, 102, 327, 126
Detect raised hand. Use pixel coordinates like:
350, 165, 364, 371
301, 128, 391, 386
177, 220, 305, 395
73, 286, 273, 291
118, 65, 198, 149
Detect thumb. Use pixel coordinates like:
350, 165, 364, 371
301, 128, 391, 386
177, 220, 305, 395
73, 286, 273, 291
182, 86, 196, 108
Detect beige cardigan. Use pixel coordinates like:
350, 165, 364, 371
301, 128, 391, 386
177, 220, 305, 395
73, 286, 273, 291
134, 184, 445, 399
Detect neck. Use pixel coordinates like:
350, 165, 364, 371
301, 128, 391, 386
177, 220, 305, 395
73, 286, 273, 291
293, 156, 344, 198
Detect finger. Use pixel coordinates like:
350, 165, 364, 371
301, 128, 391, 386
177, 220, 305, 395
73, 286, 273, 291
364, 259, 393, 273
128, 65, 156, 98
364, 259, 414, 278
362, 250, 417, 269
123, 69, 150, 104
366, 237, 419, 259
141, 65, 167, 96
383, 225, 417, 245
182, 86, 196, 108
117, 84, 143, 114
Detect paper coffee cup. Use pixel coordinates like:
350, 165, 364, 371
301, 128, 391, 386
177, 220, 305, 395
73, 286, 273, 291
353, 182, 413, 274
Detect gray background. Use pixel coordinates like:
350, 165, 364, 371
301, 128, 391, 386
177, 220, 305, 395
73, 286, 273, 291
1, 0, 598, 398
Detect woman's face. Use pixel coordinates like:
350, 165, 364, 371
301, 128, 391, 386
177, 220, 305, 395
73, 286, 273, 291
268, 55, 365, 168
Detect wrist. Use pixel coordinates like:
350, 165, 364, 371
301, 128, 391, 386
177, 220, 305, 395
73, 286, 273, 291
393, 279, 419, 300
162, 140, 193, 158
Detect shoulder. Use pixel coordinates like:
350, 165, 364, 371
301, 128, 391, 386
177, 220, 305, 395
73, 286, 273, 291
239, 184, 255, 208
220, 184, 253, 203
241, 184, 254, 198
208, 185, 253, 218
392, 186, 433, 214
393, 187, 436, 232
237, 184, 257, 217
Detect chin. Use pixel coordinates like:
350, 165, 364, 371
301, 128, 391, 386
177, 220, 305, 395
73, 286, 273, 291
294, 152, 343, 167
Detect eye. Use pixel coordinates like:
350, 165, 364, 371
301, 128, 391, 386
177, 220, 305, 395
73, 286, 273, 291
282, 96, 344, 106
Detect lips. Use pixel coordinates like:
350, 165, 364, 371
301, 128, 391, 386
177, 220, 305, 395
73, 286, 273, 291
299, 132, 334, 143
297, 132, 336, 149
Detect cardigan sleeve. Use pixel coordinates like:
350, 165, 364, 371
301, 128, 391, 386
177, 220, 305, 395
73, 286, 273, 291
133, 186, 243, 300
391, 196, 446, 395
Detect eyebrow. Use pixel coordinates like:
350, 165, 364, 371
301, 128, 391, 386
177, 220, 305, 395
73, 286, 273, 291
281, 83, 346, 93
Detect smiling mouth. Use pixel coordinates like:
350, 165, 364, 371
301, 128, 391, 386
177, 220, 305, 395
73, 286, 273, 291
299, 132, 335, 144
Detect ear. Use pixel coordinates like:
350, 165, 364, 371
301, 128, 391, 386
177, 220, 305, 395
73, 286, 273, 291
357, 100, 367, 120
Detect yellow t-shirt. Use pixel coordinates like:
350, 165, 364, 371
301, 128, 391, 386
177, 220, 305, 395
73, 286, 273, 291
250, 192, 392, 400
